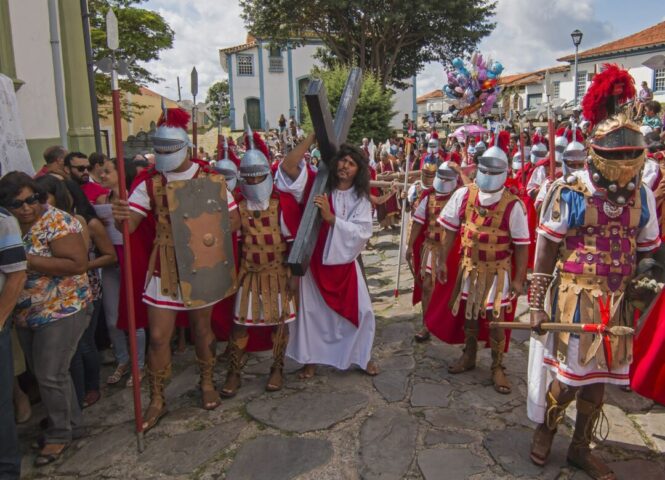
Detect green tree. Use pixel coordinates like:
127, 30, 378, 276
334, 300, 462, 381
240, 0, 495, 89
302, 66, 394, 145
89, 0, 174, 117
205, 80, 230, 125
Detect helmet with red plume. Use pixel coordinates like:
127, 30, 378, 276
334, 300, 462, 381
153, 107, 192, 172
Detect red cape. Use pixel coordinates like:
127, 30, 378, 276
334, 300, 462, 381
630, 289, 665, 404
505, 177, 537, 269
117, 160, 313, 353
411, 189, 431, 306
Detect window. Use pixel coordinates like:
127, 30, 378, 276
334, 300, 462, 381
527, 93, 542, 108
576, 71, 587, 99
268, 46, 283, 73
237, 54, 254, 76
552, 81, 560, 99
655, 68, 665, 92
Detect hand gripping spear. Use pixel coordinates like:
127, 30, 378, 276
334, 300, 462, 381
107, 9, 144, 451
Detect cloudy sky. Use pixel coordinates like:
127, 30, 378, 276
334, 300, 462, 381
143, 0, 661, 100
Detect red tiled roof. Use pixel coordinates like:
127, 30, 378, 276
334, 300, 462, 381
220, 41, 258, 55
416, 89, 444, 103
499, 65, 569, 87
558, 21, 665, 62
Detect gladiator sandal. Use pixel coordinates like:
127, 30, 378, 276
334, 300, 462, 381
142, 364, 171, 432
220, 334, 248, 398
197, 356, 221, 410
567, 398, 615, 480
266, 325, 288, 392
490, 337, 511, 394
448, 329, 478, 374
530, 390, 574, 466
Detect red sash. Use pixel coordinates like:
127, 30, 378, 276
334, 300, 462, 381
308, 197, 359, 327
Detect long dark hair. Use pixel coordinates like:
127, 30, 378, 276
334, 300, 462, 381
35, 175, 72, 211
327, 143, 370, 199
109, 157, 138, 191
64, 180, 99, 223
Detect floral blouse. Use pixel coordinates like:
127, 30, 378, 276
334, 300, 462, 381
14, 206, 90, 329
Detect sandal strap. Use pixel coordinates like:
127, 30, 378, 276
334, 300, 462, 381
146, 364, 171, 404
271, 324, 288, 370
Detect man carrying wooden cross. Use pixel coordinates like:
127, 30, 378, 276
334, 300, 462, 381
281, 68, 379, 378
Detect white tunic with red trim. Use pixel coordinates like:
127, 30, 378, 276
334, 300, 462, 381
534, 170, 661, 388
438, 186, 530, 309
276, 165, 376, 370
128, 163, 238, 310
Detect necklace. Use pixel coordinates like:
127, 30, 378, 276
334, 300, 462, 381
602, 201, 623, 219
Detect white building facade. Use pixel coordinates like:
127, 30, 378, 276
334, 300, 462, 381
220, 38, 417, 131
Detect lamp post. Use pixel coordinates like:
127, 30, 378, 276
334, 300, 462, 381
571, 29, 583, 107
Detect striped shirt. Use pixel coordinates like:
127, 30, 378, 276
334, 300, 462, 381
0, 207, 27, 293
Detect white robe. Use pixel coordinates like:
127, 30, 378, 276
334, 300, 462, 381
275, 165, 376, 370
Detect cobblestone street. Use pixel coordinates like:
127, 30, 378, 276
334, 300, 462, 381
18, 227, 665, 480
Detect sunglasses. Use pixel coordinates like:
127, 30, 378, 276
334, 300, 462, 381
72, 165, 91, 172
7, 193, 41, 209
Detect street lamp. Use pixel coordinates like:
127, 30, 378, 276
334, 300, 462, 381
571, 29, 583, 107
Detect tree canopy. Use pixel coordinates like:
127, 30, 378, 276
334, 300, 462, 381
89, 0, 174, 117
205, 80, 230, 126
240, 0, 496, 89
302, 66, 395, 145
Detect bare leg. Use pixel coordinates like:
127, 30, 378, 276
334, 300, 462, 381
221, 324, 248, 397
489, 310, 511, 394
415, 275, 433, 342
188, 306, 220, 410
143, 306, 176, 431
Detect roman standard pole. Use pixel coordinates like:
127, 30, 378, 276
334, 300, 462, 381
217, 91, 223, 160
191, 67, 198, 154
107, 9, 144, 451
394, 135, 414, 297
544, 70, 556, 181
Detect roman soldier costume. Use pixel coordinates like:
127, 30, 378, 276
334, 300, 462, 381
222, 123, 310, 396
126, 107, 236, 430
528, 64, 661, 479
437, 143, 530, 394
408, 162, 459, 341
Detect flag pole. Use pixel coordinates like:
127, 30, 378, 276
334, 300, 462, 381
107, 9, 144, 452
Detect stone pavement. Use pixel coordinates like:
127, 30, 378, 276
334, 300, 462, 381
17, 227, 665, 479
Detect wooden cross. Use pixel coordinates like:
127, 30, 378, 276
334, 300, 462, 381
287, 67, 363, 276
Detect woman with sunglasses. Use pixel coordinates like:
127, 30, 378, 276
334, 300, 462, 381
36, 176, 117, 408
0, 172, 90, 466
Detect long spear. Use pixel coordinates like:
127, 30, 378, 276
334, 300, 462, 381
107, 9, 144, 452
489, 321, 634, 336
544, 70, 556, 181
394, 136, 414, 297
519, 115, 527, 188
191, 67, 198, 154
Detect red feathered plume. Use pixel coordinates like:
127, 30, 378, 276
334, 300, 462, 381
497, 130, 511, 156
224, 136, 241, 167
556, 126, 584, 143
582, 64, 636, 129
532, 130, 544, 145
158, 107, 190, 130
431, 130, 439, 139
244, 131, 271, 161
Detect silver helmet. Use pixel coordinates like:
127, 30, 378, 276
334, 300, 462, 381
476, 149, 508, 193
427, 138, 439, 154
511, 151, 523, 173
213, 137, 239, 191
153, 105, 192, 172
239, 115, 273, 203
475, 141, 487, 156
530, 142, 547, 164
554, 133, 569, 164
562, 140, 586, 175
433, 161, 458, 194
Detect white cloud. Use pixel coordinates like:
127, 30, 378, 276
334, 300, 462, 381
416, 0, 615, 94
140, 0, 617, 99
142, 0, 248, 101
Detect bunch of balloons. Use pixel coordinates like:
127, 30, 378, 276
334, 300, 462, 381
443, 53, 504, 116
